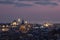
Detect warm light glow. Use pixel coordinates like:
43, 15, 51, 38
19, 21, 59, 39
25, 21, 28, 24
20, 25, 26, 32
6, 25, 9, 27
2, 25, 9, 31
13, 22, 17, 25
2, 28, 9, 31
19, 25, 30, 33
28, 25, 31, 28
44, 24, 49, 27
18, 18, 21, 22
2, 29, 5, 31
2, 25, 5, 27
11, 22, 18, 26
43, 22, 53, 27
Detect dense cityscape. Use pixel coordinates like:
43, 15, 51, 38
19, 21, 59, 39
0, 18, 60, 40
0, 0, 60, 40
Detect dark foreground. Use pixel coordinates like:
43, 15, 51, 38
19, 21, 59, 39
0, 26, 60, 40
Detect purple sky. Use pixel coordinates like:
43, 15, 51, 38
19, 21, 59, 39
0, 0, 60, 23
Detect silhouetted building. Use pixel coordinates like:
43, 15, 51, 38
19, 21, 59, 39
21, 20, 25, 25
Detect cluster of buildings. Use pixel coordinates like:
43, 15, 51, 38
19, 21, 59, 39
0, 18, 59, 33
0, 18, 33, 33
0, 18, 60, 40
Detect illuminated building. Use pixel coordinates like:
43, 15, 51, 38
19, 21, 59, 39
43, 22, 53, 27
2, 25, 9, 32
2, 25, 5, 27
11, 20, 18, 25
19, 25, 27, 33
11, 20, 19, 28
18, 18, 21, 23
0, 23, 10, 32
19, 24, 31, 33
25, 21, 28, 24
2, 28, 9, 32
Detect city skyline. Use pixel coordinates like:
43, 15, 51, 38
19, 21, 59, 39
0, 0, 60, 23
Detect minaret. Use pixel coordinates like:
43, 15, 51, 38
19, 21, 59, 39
18, 18, 21, 23
21, 20, 25, 25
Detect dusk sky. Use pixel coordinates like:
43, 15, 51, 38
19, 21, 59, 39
0, 0, 60, 23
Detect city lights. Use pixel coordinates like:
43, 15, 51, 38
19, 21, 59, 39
0, 0, 60, 39
2, 28, 9, 32
19, 25, 27, 33
11, 20, 19, 26
2, 27, 9, 32
25, 21, 28, 24
0, 25, 10, 32
0, 18, 59, 40
18, 18, 21, 22
28, 25, 31, 28
19, 24, 31, 33
2, 25, 5, 28
13, 22, 17, 25
6, 25, 9, 27
43, 22, 53, 27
